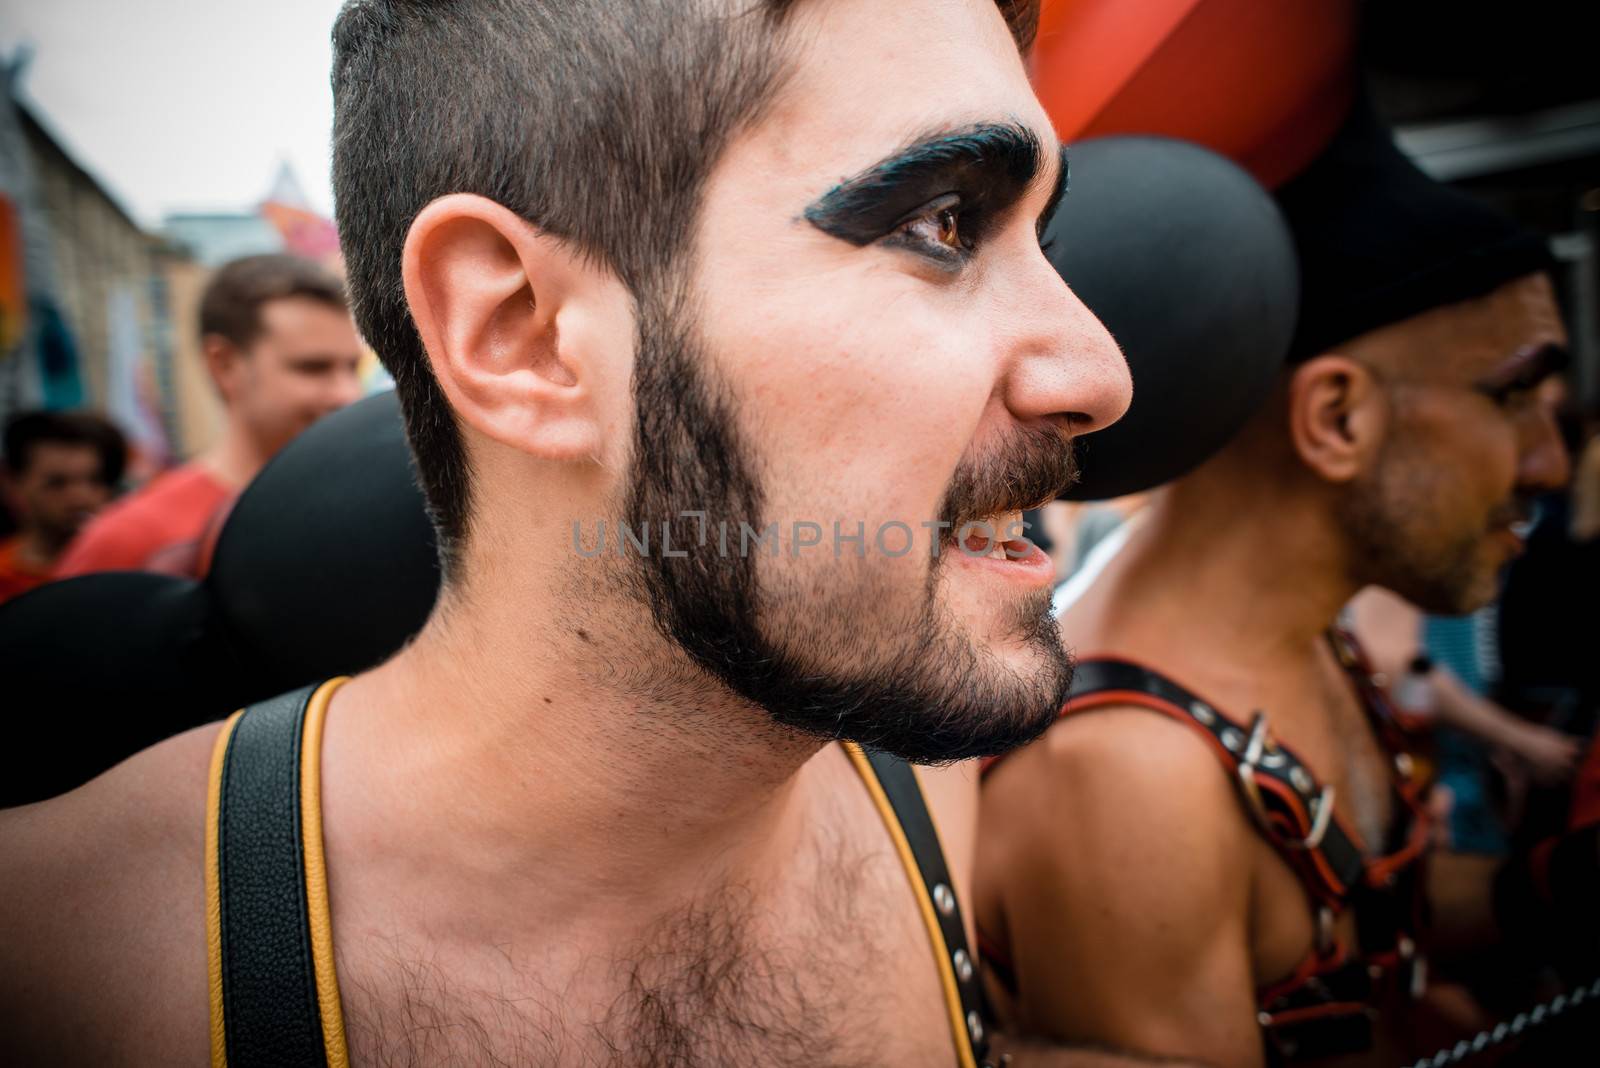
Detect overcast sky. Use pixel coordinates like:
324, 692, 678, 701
5, 0, 346, 227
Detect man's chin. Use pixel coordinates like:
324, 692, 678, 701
838, 646, 1072, 765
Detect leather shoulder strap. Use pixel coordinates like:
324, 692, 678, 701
1067, 659, 1368, 906
205, 683, 347, 1068
842, 743, 988, 1068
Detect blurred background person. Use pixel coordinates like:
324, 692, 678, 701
0, 410, 124, 602
54, 253, 362, 578
1348, 586, 1580, 862
1498, 406, 1600, 747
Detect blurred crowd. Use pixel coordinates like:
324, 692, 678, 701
1, 252, 362, 600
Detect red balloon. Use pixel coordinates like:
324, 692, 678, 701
1030, 0, 1360, 188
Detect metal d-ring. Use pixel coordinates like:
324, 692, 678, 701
1234, 713, 1276, 838
1234, 711, 1336, 851
1285, 784, 1337, 851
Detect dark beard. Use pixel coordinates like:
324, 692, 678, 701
622, 287, 1073, 763
1338, 450, 1500, 616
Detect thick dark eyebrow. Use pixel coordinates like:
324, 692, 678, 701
1475, 341, 1570, 395
803, 121, 1047, 246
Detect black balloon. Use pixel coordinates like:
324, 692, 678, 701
1048, 136, 1299, 500
0, 392, 439, 806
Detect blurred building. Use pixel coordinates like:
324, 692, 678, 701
0, 57, 363, 469
0, 65, 184, 472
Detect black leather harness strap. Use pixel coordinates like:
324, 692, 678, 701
211, 685, 330, 1068
1066, 659, 1370, 902
204, 695, 984, 1068
859, 747, 992, 1066
1062, 650, 1430, 1065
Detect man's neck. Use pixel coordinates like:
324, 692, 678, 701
324, 579, 830, 928
197, 422, 271, 489
1083, 469, 1361, 695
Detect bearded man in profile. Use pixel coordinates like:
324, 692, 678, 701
0, 2, 1168, 1066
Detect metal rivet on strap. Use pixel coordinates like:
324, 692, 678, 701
1315, 906, 1337, 954
1289, 766, 1314, 794
933, 883, 957, 917
1257, 1011, 1273, 1028
1189, 700, 1215, 726
1394, 752, 1414, 778
967, 1010, 985, 1045
1220, 727, 1243, 752
953, 947, 974, 982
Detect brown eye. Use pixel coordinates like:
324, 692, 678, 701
894, 194, 972, 262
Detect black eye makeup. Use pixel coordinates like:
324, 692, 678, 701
803, 122, 1065, 268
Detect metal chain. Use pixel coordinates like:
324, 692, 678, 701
1405, 976, 1600, 1068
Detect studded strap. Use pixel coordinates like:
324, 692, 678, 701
1065, 659, 1368, 908
853, 747, 990, 1065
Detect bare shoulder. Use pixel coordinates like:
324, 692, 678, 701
981, 705, 1255, 925
0, 720, 224, 1067
989, 706, 1248, 839
977, 708, 1265, 1064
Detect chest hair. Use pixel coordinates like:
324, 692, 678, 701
337, 820, 925, 1067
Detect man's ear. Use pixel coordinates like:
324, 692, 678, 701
1285, 354, 1389, 484
202, 334, 246, 405
402, 194, 623, 464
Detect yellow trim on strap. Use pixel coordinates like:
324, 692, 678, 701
840, 742, 976, 1068
301, 678, 353, 1068
206, 710, 244, 1068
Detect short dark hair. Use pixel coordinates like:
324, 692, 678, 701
198, 253, 349, 349
331, 0, 1038, 574
3, 410, 127, 484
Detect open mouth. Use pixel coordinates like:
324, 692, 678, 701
951, 511, 1041, 561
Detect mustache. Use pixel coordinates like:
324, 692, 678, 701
938, 423, 1079, 538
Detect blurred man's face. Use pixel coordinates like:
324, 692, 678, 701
228, 296, 365, 458
1344, 272, 1570, 614
614, 0, 1132, 760
10, 442, 110, 545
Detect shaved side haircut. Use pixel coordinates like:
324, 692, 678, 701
331, 0, 1037, 571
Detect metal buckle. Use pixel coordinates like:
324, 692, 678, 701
1235, 712, 1336, 852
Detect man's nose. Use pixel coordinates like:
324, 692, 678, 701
69, 483, 104, 509
1518, 404, 1571, 493
330, 367, 365, 410
1000, 265, 1132, 437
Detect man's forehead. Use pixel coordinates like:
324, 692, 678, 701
31, 441, 100, 468
1458, 272, 1566, 373
1369, 271, 1566, 380
752, 0, 1050, 187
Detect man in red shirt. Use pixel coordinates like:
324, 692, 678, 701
56, 253, 365, 578
0, 411, 125, 602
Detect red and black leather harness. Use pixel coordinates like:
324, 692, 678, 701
981, 630, 1432, 1065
